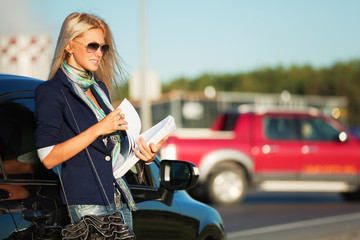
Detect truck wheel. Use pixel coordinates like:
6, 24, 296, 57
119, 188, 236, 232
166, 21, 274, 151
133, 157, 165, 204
207, 163, 247, 205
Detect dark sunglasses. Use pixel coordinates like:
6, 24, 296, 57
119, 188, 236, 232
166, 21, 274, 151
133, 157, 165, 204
73, 40, 110, 54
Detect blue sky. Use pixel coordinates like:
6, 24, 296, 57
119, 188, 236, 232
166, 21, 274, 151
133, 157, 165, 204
1, 0, 359, 83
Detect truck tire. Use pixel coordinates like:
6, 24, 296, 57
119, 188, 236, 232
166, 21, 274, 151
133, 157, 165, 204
207, 162, 247, 205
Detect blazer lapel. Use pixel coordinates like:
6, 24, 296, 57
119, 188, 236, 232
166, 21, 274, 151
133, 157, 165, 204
57, 70, 111, 155
89, 84, 112, 115
89, 84, 115, 153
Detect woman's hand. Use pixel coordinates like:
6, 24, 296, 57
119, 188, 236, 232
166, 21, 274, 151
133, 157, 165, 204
94, 108, 128, 136
133, 136, 169, 163
41, 108, 129, 169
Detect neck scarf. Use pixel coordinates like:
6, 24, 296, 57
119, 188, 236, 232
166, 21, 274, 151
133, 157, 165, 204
61, 61, 95, 92
60, 61, 137, 211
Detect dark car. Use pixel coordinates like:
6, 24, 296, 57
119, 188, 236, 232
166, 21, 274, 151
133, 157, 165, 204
0, 73, 226, 240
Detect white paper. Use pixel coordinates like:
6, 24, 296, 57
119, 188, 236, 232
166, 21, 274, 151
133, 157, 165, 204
113, 98, 176, 178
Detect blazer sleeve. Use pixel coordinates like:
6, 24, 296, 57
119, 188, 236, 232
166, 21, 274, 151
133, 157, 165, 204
34, 81, 65, 150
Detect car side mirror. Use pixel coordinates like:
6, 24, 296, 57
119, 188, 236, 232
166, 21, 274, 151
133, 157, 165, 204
159, 160, 199, 190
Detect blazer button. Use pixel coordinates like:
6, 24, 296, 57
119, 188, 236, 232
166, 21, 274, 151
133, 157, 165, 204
105, 156, 111, 161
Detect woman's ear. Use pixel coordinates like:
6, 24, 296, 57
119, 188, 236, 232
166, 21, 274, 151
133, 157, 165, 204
65, 42, 73, 55
65, 42, 74, 58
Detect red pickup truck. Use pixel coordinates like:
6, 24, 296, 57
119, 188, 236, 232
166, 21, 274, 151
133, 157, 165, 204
160, 107, 360, 205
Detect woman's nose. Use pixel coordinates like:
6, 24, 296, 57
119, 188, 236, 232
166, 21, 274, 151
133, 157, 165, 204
94, 48, 103, 57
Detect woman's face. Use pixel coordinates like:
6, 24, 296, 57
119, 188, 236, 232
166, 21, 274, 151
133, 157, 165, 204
66, 28, 106, 72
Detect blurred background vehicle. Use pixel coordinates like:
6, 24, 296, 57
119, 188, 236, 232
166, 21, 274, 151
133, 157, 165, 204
161, 106, 360, 205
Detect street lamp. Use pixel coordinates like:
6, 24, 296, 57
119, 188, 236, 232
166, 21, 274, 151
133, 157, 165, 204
139, 0, 152, 130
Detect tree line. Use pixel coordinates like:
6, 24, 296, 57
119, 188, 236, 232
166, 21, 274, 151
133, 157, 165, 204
162, 59, 360, 126
113, 59, 360, 126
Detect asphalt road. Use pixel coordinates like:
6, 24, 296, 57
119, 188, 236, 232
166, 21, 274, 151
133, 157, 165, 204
213, 190, 360, 240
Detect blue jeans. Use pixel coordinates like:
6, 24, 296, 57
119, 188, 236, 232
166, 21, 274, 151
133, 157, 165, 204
68, 199, 133, 230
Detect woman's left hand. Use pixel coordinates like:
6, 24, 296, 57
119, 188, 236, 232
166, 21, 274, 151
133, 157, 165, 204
133, 136, 168, 163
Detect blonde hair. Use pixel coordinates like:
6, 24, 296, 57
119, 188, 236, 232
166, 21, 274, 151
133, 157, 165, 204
49, 12, 124, 91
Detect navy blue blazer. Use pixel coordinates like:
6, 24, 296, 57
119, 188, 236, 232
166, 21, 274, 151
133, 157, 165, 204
35, 69, 117, 205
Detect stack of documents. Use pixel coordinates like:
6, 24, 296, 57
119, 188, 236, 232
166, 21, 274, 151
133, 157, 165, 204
113, 98, 176, 178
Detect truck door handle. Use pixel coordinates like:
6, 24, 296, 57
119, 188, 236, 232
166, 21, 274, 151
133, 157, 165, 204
301, 145, 317, 154
22, 209, 51, 222
262, 145, 278, 154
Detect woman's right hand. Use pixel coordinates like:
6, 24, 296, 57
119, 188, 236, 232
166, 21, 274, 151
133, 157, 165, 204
41, 109, 128, 169
94, 108, 128, 136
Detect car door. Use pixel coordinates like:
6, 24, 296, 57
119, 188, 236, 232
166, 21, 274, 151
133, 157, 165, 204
0, 88, 65, 239
299, 116, 360, 183
126, 160, 199, 240
254, 115, 302, 178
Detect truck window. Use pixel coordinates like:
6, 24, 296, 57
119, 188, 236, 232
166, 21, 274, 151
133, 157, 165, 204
300, 118, 340, 141
264, 117, 295, 140
220, 113, 238, 131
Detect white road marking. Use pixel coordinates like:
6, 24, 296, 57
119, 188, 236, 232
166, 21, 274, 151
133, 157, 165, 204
227, 212, 360, 239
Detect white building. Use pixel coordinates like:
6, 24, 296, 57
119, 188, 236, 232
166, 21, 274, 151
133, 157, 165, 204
0, 34, 52, 80
130, 70, 161, 101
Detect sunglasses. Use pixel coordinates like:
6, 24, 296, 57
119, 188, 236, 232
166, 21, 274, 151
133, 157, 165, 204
73, 40, 110, 54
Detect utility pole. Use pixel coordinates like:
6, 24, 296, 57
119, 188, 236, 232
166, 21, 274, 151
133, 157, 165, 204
139, 0, 152, 131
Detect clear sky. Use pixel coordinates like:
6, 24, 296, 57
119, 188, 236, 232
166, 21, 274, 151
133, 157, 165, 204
1, 0, 359, 83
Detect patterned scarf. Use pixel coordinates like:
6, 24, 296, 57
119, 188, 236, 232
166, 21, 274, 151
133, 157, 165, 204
60, 61, 136, 211
61, 62, 95, 91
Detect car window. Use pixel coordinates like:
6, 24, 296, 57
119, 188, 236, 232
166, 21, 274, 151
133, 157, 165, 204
300, 118, 340, 141
264, 117, 295, 140
0, 98, 41, 180
125, 163, 147, 186
125, 158, 160, 188
148, 160, 160, 188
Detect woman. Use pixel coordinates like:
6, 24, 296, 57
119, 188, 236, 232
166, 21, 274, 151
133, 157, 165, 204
34, 12, 166, 229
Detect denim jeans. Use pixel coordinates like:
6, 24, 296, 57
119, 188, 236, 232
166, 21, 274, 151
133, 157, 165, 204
68, 199, 133, 230
120, 199, 133, 230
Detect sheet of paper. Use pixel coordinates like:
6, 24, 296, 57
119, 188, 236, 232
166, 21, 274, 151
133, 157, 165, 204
113, 99, 176, 178
117, 98, 141, 139
140, 115, 176, 145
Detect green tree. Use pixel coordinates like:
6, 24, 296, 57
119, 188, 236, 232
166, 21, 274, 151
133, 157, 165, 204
162, 59, 360, 125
